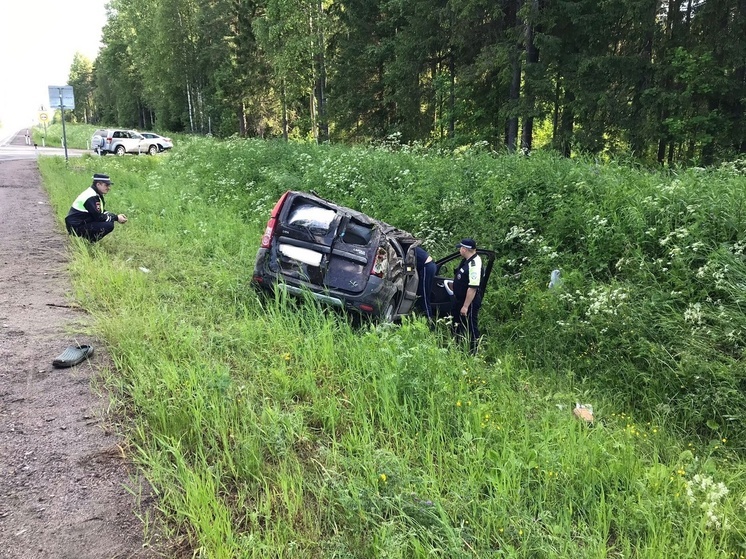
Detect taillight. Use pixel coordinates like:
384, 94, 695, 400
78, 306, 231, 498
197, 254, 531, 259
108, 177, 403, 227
106, 137, 112, 142
261, 219, 276, 248
260, 191, 290, 249
370, 247, 387, 278
359, 304, 374, 313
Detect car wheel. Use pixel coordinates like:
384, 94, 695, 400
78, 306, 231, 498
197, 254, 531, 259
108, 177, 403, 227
382, 298, 397, 323
115, 145, 126, 156
148, 144, 158, 155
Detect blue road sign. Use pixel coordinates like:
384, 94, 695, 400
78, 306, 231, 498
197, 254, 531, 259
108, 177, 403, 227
48, 85, 75, 110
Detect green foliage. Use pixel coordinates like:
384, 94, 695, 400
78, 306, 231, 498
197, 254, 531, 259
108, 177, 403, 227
38, 140, 746, 557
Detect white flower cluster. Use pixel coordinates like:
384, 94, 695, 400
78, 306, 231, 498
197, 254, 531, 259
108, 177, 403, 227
659, 226, 690, 247
583, 286, 628, 317
440, 193, 467, 214
683, 303, 704, 325
685, 474, 730, 530
588, 214, 608, 228
504, 225, 544, 247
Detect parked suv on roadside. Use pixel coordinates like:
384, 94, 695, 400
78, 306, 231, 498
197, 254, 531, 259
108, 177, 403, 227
252, 190, 495, 321
91, 128, 163, 156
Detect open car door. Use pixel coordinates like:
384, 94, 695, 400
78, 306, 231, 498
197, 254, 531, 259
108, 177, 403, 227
428, 249, 496, 318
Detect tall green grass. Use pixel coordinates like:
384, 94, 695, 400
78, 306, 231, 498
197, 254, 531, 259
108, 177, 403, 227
38, 139, 746, 558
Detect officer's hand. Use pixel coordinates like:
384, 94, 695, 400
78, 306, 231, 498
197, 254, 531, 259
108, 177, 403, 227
118, 214, 128, 224
461, 306, 469, 316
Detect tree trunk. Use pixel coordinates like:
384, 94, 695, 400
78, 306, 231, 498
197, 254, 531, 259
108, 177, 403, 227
315, 0, 328, 144
449, 51, 455, 139
521, 0, 539, 152
507, 48, 521, 152
657, 139, 667, 164
238, 103, 246, 137
505, 0, 522, 152
282, 81, 289, 142
558, 90, 574, 158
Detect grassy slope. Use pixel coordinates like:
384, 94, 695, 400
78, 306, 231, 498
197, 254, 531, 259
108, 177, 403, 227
38, 136, 746, 558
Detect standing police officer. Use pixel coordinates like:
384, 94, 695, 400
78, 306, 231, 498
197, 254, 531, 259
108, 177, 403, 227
65, 173, 127, 242
451, 238, 482, 354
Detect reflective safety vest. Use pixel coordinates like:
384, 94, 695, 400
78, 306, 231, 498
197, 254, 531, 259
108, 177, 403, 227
72, 187, 104, 213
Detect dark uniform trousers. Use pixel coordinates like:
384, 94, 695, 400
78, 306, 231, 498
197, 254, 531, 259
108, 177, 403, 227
452, 297, 481, 354
66, 221, 115, 243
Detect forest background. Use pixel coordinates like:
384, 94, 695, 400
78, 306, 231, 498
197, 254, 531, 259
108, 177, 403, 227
60, 0, 745, 168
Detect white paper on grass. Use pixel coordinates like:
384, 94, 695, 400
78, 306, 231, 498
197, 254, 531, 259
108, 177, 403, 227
279, 244, 323, 266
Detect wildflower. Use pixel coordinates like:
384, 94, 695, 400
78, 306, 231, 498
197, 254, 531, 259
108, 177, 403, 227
685, 474, 729, 530
379, 473, 387, 483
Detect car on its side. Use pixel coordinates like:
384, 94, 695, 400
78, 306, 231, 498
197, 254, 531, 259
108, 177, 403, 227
252, 190, 495, 321
138, 132, 173, 153
91, 128, 164, 156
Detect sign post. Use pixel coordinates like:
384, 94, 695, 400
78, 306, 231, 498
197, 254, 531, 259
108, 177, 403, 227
38, 111, 49, 147
48, 86, 75, 161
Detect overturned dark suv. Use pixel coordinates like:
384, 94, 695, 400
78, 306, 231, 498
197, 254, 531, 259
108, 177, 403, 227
252, 190, 495, 321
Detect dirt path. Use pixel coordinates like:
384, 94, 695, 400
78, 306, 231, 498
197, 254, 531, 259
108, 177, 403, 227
0, 156, 161, 558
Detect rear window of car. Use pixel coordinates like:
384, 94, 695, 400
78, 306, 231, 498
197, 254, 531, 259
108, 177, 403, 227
287, 202, 336, 233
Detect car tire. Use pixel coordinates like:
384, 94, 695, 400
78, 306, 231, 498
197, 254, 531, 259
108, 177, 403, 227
148, 144, 158, 155
382, 298, 397, 323
115, 145, 126, 156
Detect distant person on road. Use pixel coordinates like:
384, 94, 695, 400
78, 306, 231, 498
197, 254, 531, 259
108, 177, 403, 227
65, 173, 127, 242
449, 238, 483, 354
24, 130, 30, 145
414, 245, 437, 322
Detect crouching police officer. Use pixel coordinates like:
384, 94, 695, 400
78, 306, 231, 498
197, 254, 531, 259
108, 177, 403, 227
65, 173, 127, 242
451, 238, 483, 354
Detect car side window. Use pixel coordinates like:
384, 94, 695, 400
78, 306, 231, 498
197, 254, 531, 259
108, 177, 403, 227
437, 262, 455, 277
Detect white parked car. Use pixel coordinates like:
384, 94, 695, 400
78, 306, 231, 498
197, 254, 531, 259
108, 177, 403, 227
91, 128, 172, 156
139, 132, 173, 153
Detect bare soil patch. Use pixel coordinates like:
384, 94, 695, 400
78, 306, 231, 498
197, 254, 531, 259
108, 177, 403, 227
0, 158, 163, 558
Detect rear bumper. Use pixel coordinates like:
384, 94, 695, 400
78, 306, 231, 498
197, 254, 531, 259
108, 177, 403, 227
252, 250, 394, 316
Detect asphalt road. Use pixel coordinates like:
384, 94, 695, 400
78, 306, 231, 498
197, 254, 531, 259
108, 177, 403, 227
0, 128, 87, 161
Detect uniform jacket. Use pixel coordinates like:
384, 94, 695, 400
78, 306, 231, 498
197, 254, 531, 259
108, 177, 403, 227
452, 254, 483, 304
65, 185, 118, 228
